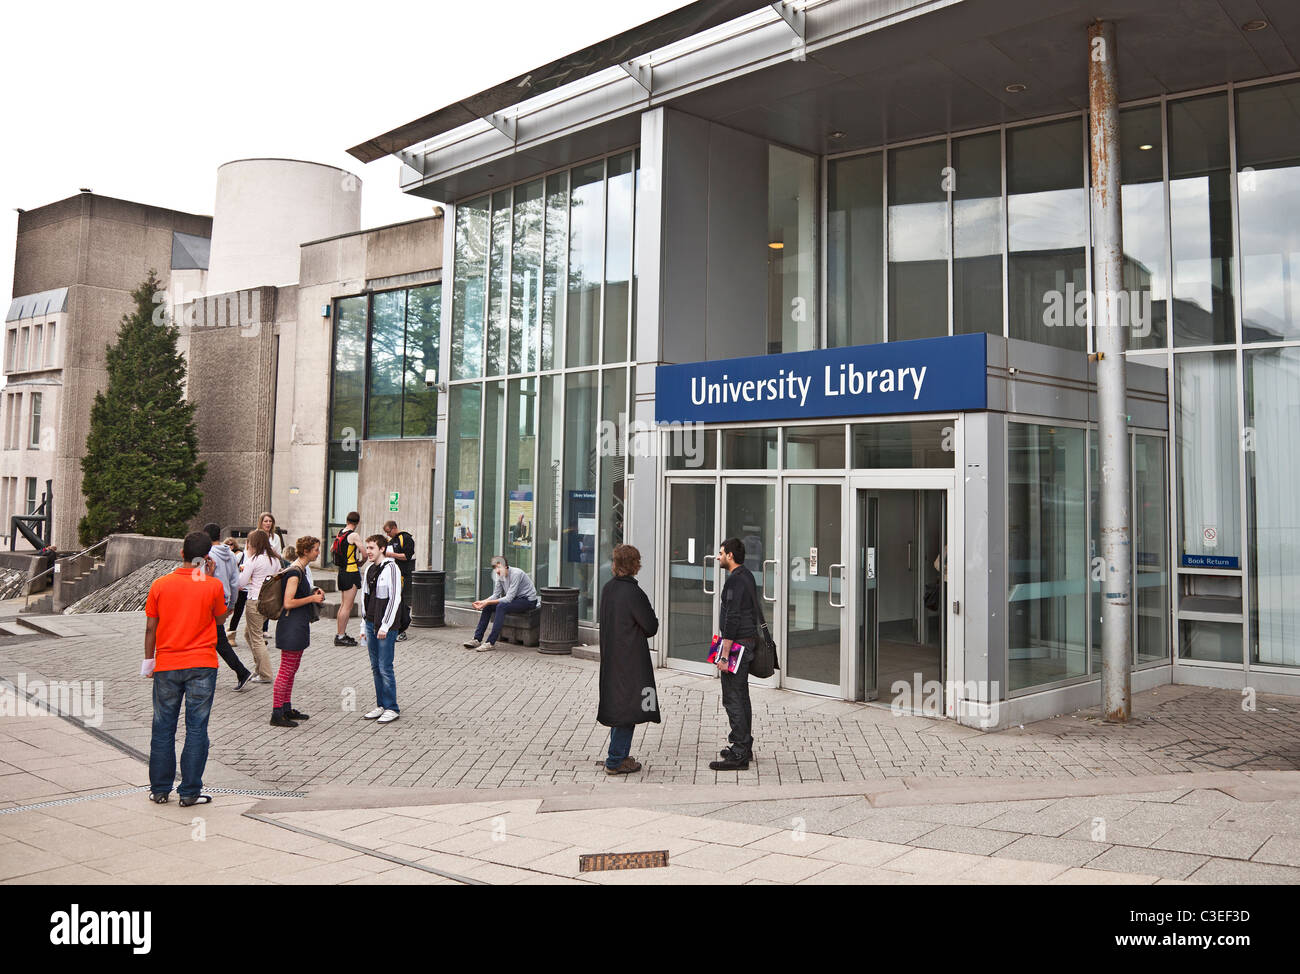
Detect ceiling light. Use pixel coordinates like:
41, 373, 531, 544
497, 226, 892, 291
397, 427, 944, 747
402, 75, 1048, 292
1138, 144, 1153, 151
768, 242, 785, 250
828, 130, 846, 140
1242, 19, 1269, 31
1005, 83, 1028, 94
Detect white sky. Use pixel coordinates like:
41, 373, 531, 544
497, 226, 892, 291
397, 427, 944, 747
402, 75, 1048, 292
0, 0, 690, 308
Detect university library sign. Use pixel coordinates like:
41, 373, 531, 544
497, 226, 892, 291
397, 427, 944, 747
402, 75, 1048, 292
655, 334, 988, 424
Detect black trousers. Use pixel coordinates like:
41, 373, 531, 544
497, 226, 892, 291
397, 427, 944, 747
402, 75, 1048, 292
719, 640, 755, 760
214, 623, 249, 680
227, 590, 248, 631
397, 572, 412, 633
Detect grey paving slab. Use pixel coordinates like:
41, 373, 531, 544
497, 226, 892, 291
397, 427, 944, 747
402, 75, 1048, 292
1085, 846, 1209, 880
1189, 857, 1300, 885
906, 824, 1021, 856
992, 833, 1109, 867
1149, 826, 1271, 860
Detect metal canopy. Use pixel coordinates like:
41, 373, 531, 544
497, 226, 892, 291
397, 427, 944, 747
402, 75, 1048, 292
347, 0, 777, 164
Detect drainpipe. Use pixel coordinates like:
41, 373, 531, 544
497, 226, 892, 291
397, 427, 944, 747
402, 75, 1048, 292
1089, 19, 1132, 721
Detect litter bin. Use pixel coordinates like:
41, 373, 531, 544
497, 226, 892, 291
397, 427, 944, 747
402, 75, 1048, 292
410, 570, 445, 628
538, 586, 579, 655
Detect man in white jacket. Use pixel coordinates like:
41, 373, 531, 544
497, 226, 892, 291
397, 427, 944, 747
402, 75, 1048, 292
358, 534, 402, 724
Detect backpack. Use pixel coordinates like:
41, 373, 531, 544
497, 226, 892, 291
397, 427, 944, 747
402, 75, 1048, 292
257, 566, 293, 620
331, 528, 352, 569
748, 571, 780, 679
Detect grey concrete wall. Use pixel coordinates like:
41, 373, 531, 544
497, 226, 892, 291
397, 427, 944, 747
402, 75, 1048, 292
103, 533, 185, 583
356, 438, 437, 566
183, 285, 280, 535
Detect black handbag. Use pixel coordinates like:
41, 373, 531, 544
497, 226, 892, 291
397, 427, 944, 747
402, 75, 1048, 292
750, 575, 779, 679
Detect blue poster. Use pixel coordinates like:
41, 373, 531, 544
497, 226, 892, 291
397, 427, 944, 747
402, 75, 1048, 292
655, 333, 987, 424
565, 490, 595, 564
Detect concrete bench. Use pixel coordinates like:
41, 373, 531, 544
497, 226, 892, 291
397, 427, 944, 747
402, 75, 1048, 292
498, 606, 541, 647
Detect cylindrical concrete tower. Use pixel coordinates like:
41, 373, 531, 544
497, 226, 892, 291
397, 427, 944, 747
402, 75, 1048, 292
206, 158, 362, 293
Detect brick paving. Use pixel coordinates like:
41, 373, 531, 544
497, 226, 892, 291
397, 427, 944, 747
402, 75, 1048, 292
1, 611, 1297, 793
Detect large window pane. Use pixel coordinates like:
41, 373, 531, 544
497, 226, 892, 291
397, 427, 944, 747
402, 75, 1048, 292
1008, 119, 1087, 352
1008, 423, 1087, 691
331, 296, 366, 440
535, 374, 563, 587
723, 428, 778, 469
1169, 94, 1235, 346
486, 190, 511, 377
1119, 106, 1169, 349
451, 196, 489, 379
784, 425, 846, 469
603, 152, 634, 363
368, 289, 405, 438
828, 153, 884, 347
1245, 346, 1300, 667
444, 385, 481, 601
768, 145, 818, 353
597, 368, 627, 614
1175, 351, 1240, 564
852, 420, 955, 468
504, 377, 537, 576
542, 172, 568, 370
562, 371, 599, 620
953, 132, 1003, 337
889, 140, 949, 341
1237, 80, 1300, 344
479, 380, 505, 598
509, 180, 543, 374
1134, 434, 1170, 665
567, 161, 605, 368
402, 284, 440, 437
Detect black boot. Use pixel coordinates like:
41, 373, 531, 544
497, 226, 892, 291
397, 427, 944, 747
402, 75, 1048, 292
270, 706, 298, 728
285, 705, 310, 721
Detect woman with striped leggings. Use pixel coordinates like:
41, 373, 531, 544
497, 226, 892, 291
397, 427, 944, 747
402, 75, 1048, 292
270, 536, 324, 728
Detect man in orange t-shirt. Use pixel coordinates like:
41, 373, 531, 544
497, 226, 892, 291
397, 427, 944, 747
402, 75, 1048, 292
143, 531, 229, 806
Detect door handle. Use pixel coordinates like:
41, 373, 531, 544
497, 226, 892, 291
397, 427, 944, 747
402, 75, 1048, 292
907, 542, 913, 570
762, 558, 778, 603
828, 563, 845, 608
702, 554, 716, 595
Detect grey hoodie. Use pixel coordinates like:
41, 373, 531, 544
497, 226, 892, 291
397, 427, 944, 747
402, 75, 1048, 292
208, 543, 241, 607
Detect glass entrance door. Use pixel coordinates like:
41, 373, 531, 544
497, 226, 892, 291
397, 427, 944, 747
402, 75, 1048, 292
665, 481, 717, 670
784, 481, 845, 694
851, 478, 953, 714
723, 479, 779, 685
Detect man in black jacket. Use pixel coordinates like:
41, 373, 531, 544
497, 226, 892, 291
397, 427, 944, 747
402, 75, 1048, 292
383, 521, 416, 641
710, 537, 758, 771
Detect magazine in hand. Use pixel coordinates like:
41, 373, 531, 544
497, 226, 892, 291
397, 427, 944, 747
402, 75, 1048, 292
706, 634, 743, 674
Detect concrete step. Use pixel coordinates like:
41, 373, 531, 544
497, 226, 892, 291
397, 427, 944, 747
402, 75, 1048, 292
21, 594, 54, 615
319, 590, 358, 619
0, 620, 32, 637
14, 615, 62, 636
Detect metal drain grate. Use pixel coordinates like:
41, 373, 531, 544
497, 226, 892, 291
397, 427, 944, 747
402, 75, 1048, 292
0, 786, 305, 814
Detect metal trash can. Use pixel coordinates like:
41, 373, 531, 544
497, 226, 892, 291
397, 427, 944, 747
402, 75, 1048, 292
410, 569, 445, 628
538, 586, 579, 655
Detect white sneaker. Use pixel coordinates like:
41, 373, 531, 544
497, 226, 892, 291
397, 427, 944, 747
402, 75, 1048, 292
476, 641, 496, 652
377, 709, 400, 724
363, 707, 385, 719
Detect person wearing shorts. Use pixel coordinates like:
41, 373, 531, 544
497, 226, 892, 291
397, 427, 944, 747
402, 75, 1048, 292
334, 511, 362, 647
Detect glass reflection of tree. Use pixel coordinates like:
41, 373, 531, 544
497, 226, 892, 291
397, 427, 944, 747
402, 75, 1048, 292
404, 284, 440, 437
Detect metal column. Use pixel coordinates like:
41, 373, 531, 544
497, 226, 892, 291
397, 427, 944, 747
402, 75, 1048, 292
1089, 19, 1132, 721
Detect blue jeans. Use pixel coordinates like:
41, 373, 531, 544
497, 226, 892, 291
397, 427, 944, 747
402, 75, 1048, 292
364, 620, 398, 713
606, 725, 634, 769
149, 667, 217, 799
474, 597, 536, 643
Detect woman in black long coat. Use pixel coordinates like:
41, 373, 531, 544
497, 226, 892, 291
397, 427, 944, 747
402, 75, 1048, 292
597, 544, 660, 775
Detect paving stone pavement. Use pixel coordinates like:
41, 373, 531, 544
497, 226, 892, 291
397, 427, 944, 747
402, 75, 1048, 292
1, 612, 1298, 793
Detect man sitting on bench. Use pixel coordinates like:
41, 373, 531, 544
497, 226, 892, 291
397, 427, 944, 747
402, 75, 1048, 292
464, 555, 540, 652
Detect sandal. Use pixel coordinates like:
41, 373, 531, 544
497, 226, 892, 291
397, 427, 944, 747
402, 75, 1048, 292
148, 792, 169, 804
178, 794, 212, 807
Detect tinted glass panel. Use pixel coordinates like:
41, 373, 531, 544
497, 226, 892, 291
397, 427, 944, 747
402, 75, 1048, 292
889, 140, 949, 340
828, 153, 884, 347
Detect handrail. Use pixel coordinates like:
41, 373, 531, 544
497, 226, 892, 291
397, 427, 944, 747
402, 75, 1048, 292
22, 537, 111, 609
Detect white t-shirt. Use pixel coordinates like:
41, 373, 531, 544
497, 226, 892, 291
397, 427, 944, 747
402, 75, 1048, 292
238, 552, 279, 600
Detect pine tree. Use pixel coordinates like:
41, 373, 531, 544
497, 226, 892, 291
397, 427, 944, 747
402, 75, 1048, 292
78, 271, 205, 546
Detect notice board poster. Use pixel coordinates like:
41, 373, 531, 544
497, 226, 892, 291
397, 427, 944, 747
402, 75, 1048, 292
566, 490, 595, 564
452, 490, 476, 544
508, 490, 534, 550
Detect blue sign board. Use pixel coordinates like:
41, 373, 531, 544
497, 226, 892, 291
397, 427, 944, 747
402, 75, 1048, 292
1181, 555, 1239, 569
654, 334, 987, 424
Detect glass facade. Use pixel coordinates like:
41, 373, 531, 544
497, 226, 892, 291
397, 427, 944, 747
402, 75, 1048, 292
444, 151, 636, 622
325, 283, 441, 538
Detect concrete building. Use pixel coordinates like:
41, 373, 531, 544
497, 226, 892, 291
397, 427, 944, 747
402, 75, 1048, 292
4, 191, 212, 550
347, 0, 1300, 727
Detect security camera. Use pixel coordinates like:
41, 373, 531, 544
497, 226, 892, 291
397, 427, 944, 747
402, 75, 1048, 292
426, 368, 448, 394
